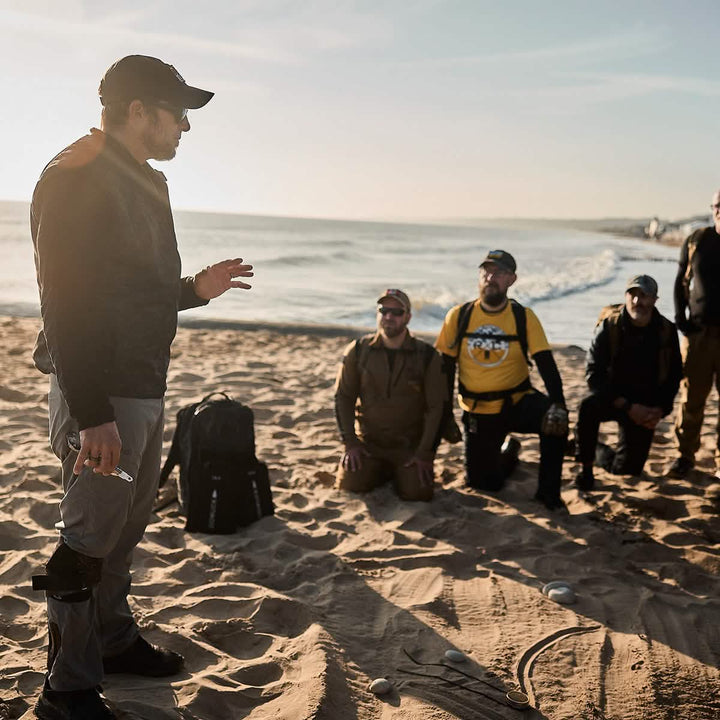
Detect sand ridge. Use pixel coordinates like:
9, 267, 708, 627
0, 315, 718, 719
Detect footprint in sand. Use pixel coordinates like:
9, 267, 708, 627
0, 386, 29, 402
197, 621, 274, 660
230, 660, 284, 686
0, 595, 30, 619
624, 496, 688, 520
249, 596, 313, 638
272, 430, 298, 440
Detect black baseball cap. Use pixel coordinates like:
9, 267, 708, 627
479, 249, 517, 274
99, 55, 214, 109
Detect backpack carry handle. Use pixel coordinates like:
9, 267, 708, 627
194, 391, 233, 415
160, 392, 234, 486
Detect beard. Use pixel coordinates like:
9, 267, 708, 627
481, 285, 507, 307
142, 117, 177, 161
381, 322, 407, 338
628, 306, 652, 325
143, 134, 177, 161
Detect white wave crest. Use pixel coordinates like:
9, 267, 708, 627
512, 249, 618, 305
411, 249, 618, 321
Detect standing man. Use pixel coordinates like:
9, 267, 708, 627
435, 250, 569, 510
670, 190, 720, 478
30, 55, 253, 719
334, 289, 445, 501
575, 275, 682, 490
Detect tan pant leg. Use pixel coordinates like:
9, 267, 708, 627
675, 329, 716, 460
711, 335, 720, 468
336, 454, 387, 493
387, 449, 434, 502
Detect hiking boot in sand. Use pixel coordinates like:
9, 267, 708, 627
594, 442, 616, 473
667, 456, 694, 479
103, 636, 183, 677
574, 467, 595, 491
534, 491, 568, 512
500, 436, 521, 477
35, 681, 115, 720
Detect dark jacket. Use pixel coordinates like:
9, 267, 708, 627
31, 129, 207, 429
334, 332, 445, 461
586, 306, 682, 416
674, 225, 720, 331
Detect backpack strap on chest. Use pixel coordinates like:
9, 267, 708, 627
449, 298, 530, 365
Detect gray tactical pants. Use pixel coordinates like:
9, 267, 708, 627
46, 374, 164, 691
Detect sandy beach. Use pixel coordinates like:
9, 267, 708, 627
1, 314, 719, 720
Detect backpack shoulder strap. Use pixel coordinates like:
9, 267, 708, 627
354, 336, 374, 373
509, 299, 529, 366
159, 432, 179, 487
683, 230, 701, 294
596, 304, 624, 362
158, 403, 197, 487
415, 337, 437, 371
448, 301, 475, 351
596, 303, 623, 326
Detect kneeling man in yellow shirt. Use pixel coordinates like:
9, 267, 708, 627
436, 250, 568, 510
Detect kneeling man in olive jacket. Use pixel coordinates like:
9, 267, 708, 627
334, 289, 445, 501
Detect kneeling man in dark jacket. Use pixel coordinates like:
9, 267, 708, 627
575, 275, 682, 490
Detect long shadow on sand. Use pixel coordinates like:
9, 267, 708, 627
380, 470, 720, 716
156, 506, 549, 720
130, 464, 720, 719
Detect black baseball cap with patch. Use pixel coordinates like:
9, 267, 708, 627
479, 249, 517, 274
99, 55, 214, 109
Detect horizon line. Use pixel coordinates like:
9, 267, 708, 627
0, 197, 705, 229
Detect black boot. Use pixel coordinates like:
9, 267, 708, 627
594, 442, 616, 472
35, 680, 116, 720
499, 436, 521, 478
103, 636, 184, 677
575, 466, 595, 491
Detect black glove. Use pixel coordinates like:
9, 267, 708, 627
541, 403, 569, 437
441, 415, 462, 444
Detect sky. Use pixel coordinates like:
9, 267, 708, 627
1, 0, 719, 221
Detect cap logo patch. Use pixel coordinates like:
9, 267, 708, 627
169, 65, 185, 83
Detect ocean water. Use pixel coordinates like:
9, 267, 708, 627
0, 200, 681, 348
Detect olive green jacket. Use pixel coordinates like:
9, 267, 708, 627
334, 332, 445, 461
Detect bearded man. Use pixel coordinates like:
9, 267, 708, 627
575, 274, 681, 490
435, 250, 568, 510
334, 289, 445, 501
30, 55, 253, 719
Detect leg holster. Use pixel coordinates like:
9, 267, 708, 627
32, 540, 103, 602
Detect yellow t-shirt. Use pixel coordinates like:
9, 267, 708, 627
435, 300, 550, 414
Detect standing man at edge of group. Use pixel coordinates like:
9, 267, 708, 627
30, 55, 253, 719
670, 189, 720, 479
334, 289, 445, 501
435, 250, 569, 510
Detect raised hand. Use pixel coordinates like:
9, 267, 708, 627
193, 258, 254, 300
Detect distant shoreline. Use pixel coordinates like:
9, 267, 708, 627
0, 198, 703, 241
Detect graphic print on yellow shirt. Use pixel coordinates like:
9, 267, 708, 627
436, 300, 550, 414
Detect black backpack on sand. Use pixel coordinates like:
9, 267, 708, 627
159, 392, 274, 533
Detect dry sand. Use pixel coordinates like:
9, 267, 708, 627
0, 315, 719, 720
